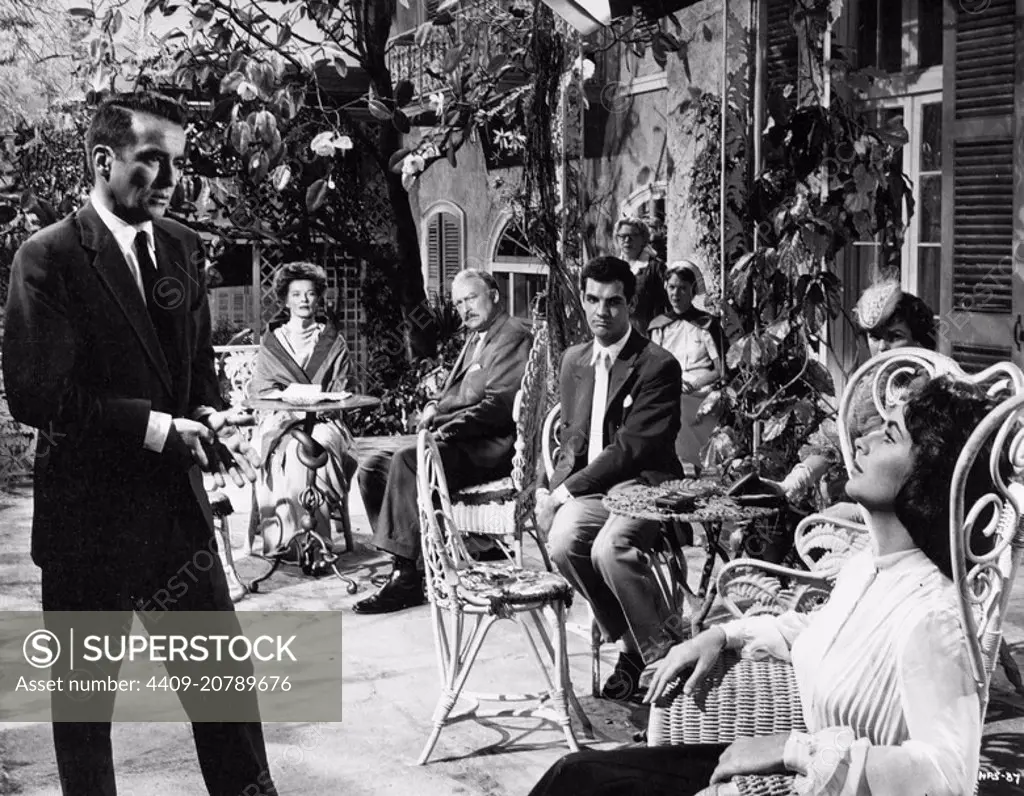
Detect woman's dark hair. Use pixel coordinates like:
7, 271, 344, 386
580, 255, 636, 301
895, 376, 997, 578
273, 261, 328, 302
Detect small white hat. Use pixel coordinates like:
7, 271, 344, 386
666, 259, 706, 295
854, 279, 902, 332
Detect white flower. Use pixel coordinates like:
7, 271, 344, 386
310, 131, 354, 157
429, 92, 445, 117
311, 131, 336, 157
580, 56, 595, 81
402, 154, 426, 175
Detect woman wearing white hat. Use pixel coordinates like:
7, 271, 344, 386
647, 259, 726, 468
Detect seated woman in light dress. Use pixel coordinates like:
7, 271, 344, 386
646, 260, 725, 468
528, 376, 994, 796
248, 261, 357, 554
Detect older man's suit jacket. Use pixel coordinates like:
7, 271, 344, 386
550, 330, 683, 496
432, 310, 532, 473
3, 201, 223, 573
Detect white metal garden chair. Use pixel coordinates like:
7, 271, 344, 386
414, 427, 590, 766
647, 348, 1024, 796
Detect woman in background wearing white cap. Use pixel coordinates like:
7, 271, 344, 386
647, 259, 726, 468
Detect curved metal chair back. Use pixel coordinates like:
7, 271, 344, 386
416, 429, 475, 608
541, 402, 562, 482
837, 347, 1024, 476
950, 390, 1024, 718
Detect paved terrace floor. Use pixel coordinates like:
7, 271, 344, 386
0, 436, 1023, 795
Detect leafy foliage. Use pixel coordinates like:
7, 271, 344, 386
693, 5, 912, 480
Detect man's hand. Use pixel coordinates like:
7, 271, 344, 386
709, 735, 789, 784
416, 403, 439, 432
166, 418, 216, 470
168, 414, 260, 489
207, 407, 257, 429
204, 422, 260, 488
643, 626, 727, 704
535, 487, 561, 537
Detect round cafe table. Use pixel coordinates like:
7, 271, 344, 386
241, 394, 382, 594
602, 478, 780, 637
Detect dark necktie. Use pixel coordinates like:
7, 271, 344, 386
134, 230, 178, 378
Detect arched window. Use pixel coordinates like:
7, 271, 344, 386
422, 204, 464, 301
489, 216, 547, 320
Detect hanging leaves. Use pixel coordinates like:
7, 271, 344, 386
305, 179, 328, 213
367, 98, 393, 121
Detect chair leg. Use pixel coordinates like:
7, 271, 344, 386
418, 611, 497, 766
215, 516, 247, 603
551, 602, 580, 753
338, 489, 354, 553
590, 615, 602, 698
530, 608, 592, 737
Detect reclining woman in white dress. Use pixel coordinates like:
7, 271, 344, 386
528, 375, 994, 796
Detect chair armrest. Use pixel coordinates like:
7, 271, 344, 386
793, 512, 870, 575
647, 651, 807, 746
717, 559, 835, 619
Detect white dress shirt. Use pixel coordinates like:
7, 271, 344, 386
552, 327, 632, 504
90, 190, 171, 453
721, 546, 980, 796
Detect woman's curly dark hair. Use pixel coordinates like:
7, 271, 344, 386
273, 261, 328, 302
895, 376, 998, 579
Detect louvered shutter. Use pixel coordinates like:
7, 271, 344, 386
441, 212, 462, 295
426, 216, 441, 299
941, 0, 1020, 368
765, 0, 798, 109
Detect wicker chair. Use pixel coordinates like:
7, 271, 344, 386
647, 348, 1024, 796
448, 317, 554, 568
414, 428, 590, 765
541, 402, 694, 698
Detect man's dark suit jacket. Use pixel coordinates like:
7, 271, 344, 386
3, 201, 223, 573
550, 330, 683, 497
432, 310, 532, 474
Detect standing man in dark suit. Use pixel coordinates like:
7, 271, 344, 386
355, 269, 532, 614
3, 93, 277, 796
536, 255, 683, 701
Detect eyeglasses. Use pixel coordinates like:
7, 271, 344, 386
616, 233, 639, 241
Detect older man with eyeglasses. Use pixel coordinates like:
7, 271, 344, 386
614, 216, 669, 334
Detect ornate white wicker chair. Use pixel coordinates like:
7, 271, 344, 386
647, 348, 1024, 796
448, 317, 554, 569
414, 428, 590, 765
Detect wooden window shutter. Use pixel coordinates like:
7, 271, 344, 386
765, 0, 798, 110
426, 215, 441, 297
944, 0, 1015, 321
441, 212, 462, 295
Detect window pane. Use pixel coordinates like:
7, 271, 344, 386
920, 102, 941, 171
916, 246, 941, 315
918, 0, 943, 68
494, 271, 510, 312
513, 274, 528, 318
495, 221, 532, 258
919, 174, 941, 243
882, 108, 905, 174
879, 0, 902, 72
857, 0, 878, 69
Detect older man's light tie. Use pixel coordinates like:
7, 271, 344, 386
588, 349, 612, 464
